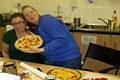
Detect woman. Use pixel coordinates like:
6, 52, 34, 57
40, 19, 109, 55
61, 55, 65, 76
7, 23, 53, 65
2, 13, 45, 63
22, 5, 81, 69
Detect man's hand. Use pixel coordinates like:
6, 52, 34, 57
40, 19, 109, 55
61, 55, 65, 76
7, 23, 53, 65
20, 48, 45, 54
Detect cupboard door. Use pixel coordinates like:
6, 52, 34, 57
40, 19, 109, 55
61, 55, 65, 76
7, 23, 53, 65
79, 33, 97, 60
0, 27, 6, 56
71, 32, 87, 60
111, 35, 120, 51
97, 34, 111, 48
71, 32, 81, 48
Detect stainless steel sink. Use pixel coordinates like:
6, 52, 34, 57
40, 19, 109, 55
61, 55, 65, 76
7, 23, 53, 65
80, 23, 109, 30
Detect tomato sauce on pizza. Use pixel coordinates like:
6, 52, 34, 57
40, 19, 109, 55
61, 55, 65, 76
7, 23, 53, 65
15, 35, 43, 51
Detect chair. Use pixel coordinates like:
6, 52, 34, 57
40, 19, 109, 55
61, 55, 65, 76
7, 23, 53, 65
81, 43, 120, 75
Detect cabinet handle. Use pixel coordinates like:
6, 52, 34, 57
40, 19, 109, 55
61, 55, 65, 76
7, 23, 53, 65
114, 42, 116, 48
103, 41, 106, 46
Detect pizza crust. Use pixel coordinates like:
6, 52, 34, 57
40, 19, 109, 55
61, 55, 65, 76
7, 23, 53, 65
15, 35, 43, 51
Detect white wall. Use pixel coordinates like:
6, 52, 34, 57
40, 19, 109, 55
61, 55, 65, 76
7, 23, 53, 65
0, 0, 120, 24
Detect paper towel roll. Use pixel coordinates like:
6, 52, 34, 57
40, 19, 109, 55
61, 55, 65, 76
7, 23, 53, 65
20, 62, 47, 79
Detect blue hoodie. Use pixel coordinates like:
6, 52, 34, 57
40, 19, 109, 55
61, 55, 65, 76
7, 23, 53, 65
35, 15, 80, 61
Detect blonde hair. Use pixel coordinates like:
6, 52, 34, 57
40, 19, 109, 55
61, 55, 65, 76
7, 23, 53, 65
21, 5, 37, 13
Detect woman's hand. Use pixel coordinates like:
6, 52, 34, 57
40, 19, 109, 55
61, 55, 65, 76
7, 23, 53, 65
20, 48, 45, 54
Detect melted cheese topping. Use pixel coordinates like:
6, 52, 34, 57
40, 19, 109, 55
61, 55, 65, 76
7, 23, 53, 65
47, 68, 81, 80
15, 35, 43, 51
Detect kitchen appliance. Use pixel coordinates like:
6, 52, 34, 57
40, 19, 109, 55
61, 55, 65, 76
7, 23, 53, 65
0, 13, 11, 25
2, 13, 11, 21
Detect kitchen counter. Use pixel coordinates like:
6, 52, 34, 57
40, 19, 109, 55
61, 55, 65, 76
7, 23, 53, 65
69, 28, 120, 35
0, 57, 120, 80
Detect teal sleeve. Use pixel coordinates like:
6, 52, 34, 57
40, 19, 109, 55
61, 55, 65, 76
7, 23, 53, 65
2, 32, 10, 44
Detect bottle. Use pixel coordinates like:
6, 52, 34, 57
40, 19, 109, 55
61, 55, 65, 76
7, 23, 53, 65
111, 10, 118, 30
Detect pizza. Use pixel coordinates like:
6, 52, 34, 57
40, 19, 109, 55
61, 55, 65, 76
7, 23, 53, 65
47, 68, 81, 80
80, 77, 108, 80
15, 35, 43, 51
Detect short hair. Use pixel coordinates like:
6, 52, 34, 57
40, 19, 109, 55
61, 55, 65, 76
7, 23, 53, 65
10, 12, 26, 23
21, 5, 37, 13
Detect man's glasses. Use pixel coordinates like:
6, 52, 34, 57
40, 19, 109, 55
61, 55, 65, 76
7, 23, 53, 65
12, 21, 25, 26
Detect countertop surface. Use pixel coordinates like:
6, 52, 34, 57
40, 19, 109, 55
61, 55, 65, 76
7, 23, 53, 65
0, 57, 120, 80
69, 28, 120, 35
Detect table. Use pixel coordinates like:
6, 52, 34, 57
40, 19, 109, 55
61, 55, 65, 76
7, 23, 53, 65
0, 57, 120, 80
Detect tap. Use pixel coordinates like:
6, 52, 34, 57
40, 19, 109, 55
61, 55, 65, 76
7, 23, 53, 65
98, 18, 109, 25
98, 18, 112, 29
